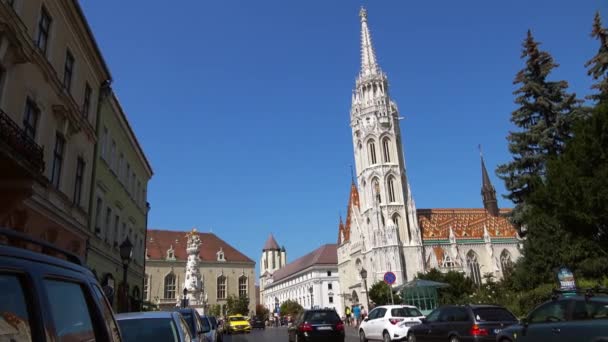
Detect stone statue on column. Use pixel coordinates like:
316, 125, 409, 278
184, 228, 204, 306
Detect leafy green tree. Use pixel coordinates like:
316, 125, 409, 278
368, 281, 401, 306
279, 300, 303, 317
208, 304, 221, 317
255, 304, 270, 320
497, 30, 582, 226
416, 269, 475, 304
586, 12, 608, 103
226, 295, 250, 315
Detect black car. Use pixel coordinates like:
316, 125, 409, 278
176, 308, 211, 342
288, 309, 345, 342
407, 304, 518, 342
0, 228, 122, 342
497, 288, 608, 342
251, 316, 266, 329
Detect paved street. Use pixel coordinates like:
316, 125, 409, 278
222, 326, 360, 342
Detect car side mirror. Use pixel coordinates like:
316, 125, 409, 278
363, 317, 369, 322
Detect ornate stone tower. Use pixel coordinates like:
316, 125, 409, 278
350, 8, 424, 283
259, 234, 285, 291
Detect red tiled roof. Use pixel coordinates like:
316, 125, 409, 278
417, 208, 517, 240
339, 182, 360, 244
146, 229, 254, 263
263, 234, 280, 251
271, 244, 337, 282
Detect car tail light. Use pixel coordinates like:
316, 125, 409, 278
389, 318, 404, 325
299, 323, 313, 332
335, 322, 344, 331
470, 324, 488, 336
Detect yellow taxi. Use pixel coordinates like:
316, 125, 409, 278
226, 315, 251, 334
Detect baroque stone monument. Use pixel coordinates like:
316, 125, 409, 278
183, 228, 204, 307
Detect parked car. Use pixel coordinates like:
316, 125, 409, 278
177, 308, 211, 342
251, 316, 266, 329
497, 288, 608, 342
359, 305, 425, 342
288, 308, 345, 342
407, 304, 518, 342
199, 315, 217, 342
116, 311, 194, 342
225, 314, 251, 334
207, 316, 223, 341
0, 227, 122, 342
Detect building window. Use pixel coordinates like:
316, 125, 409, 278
164, 274, 176, 299
50, 133, 65, 188
328, 283, 333, 290
23, 98, 39, 140
94, 197, 102, 235
126, 163, 131, 190
442, 253, 455, 269
104, 207, 112, 242
131, 172, 136, 196
327, 271, 331, 277
500, 250, 513, 276
368, 140, 377, 165
72, 157, 85, 206
143, 275, 149, 301
113, 215, 119, 247
382, 138, 391, 162
239, 276, 247, 297
110, 140, 116, 171
137, 181, 142, 207
36, 6, 51, 54
118, 153, 124, 180
387, 176, 396, 203
217, 248, 225, 261
467, 251, 482, 286
329, 296, 334, 304
373, 178, 381, 203
100, 127, 108, 160
217, 276, 226, 299
82, 83, 91, 118
63, 50, 74, 92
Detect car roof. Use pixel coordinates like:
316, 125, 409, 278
116, 311, 178, 320
373, 305, 419, 309
0, 244, 91, 276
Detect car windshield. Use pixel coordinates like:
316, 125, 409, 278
200, 316, 211, 331
392, 307, 424, 317
207, 316, 217, 328
179, 312, 196, 335
473, 308, 517, 322
230, 316, 246, 321
305, 311, 340, 324
117, 318, 179, 342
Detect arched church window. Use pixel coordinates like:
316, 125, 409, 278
467, 251, 482, 286
382, 138, 391, 162
164, 273, 176, 299
368, 140, 377, 165
373, 178, 381, 203
387, 176, 396, 203
239, 276, 248, 297
500, 250, 513, 276
217, 275, 227, 299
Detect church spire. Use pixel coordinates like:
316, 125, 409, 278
359, 7, 380, 76
480, 146, 499, 216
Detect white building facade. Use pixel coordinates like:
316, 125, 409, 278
337, 8, 522, 311
261, 244, 343, 316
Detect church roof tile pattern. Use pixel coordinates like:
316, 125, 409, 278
417, 208, 517, 240
270, 244, 337, 283
338, 182, 360, 244
263, 234, 280, 251
147, 229, 254, 263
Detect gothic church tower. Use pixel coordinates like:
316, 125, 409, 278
259, 234, 286, 291
349, 8, 424, 283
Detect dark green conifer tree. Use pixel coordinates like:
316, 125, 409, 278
585, 12, 608, 103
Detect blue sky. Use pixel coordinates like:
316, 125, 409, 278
81, 0, 605, 273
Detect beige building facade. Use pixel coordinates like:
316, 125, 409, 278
146, 229, 257, 315
0, 0, 110, 256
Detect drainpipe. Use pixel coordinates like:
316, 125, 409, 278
85, 79, 112, 264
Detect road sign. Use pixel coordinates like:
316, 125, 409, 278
384, 272, 396, 285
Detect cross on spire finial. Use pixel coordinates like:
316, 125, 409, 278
359, 7, 380, 76
359, 7, 368, 21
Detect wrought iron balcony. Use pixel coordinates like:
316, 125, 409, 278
0, 108, 44, 173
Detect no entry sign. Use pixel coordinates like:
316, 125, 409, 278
383, 271, 396, 285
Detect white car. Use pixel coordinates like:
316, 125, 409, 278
359, 305, 425, 342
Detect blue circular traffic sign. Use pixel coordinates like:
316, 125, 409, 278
384, 272, 396, 285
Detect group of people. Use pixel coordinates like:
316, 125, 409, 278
344, 304, 367, 327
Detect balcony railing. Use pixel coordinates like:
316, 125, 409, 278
0, 109, 44, 173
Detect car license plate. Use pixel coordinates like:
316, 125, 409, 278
317, 326, 332, 331
494, 329, 501, 334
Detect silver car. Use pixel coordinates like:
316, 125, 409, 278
116, 311, 196, 342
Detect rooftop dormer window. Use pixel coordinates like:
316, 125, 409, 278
217, 248, 225, 262
166, 245, 175, 261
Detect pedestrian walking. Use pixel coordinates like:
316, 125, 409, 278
353, 304, 361, 326
345, 306, 351, 326
361, 305, 367, 321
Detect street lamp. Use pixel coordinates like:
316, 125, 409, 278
309, 286, 314, 309
182, 288, 189, 308
119, 237, 133, 313
360, 268, 370, 310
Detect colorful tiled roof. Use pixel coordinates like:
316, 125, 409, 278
338, 182, 360, 244
417, 208, 517, 240
270, 244, 337, 283
263, 234, 280, 251
147, 229, 254, 263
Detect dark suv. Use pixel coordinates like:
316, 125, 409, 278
287, 308, 345, 342
0, 228, 122, 341
407, 304, 518, 342
497, 288, 608, 342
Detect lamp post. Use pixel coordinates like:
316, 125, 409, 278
182, 288, 189, 308
119, 237, 133, 313
309, 286, 314, 309
360, 268, 370, 310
